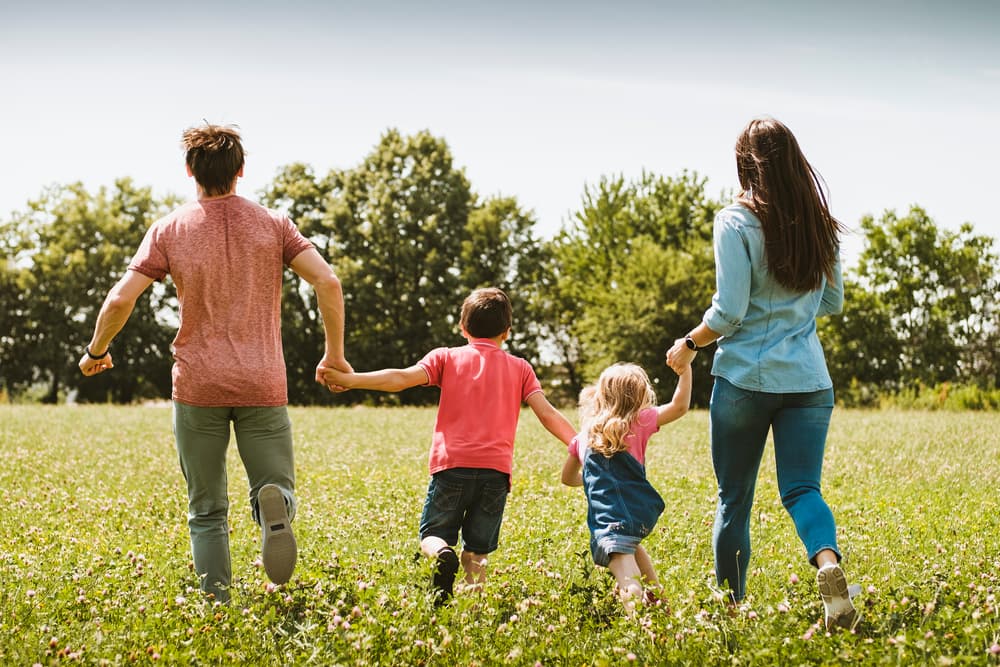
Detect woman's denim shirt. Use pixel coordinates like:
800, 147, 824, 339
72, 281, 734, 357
703, 204, 844, 393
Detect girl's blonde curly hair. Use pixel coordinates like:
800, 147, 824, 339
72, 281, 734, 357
578, 363, 657, 457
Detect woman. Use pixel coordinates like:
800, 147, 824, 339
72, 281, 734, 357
666, 117, 857, 630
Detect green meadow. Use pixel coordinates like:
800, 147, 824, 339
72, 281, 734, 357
3, 405, 999, 665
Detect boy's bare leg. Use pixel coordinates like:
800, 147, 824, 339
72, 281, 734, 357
461, 550, 488, 591
608, 553, 644, 614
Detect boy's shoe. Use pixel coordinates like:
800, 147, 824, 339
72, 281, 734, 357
816, 563, 859, 630
432, 547, 460, 605
258, 484, 297, 585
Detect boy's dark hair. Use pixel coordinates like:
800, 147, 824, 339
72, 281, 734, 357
181, 124, 245, 197
460, 288, 512, 339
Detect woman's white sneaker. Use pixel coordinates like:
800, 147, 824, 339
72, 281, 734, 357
816, 563, 859, 630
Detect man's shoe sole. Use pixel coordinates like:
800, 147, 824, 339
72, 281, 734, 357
259, 484, 297, 585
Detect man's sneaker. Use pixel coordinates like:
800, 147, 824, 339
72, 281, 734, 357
258, 484, 297, 585
432, 547, 459, 605
817, 563, 859, 630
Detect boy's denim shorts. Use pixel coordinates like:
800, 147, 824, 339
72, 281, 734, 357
418, 467, 510, 554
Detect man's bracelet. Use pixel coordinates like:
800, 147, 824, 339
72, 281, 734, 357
86, 346, 109, 360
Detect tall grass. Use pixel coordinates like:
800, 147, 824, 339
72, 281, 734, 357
2, 405, 999, 665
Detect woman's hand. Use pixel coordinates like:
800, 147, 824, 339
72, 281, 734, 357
666, 338, 697, 375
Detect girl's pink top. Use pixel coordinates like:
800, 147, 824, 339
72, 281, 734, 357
568, 407, 660, 465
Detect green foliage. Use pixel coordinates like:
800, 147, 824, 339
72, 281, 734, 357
878, 382, 1000, 410
461, 196, 549, 366
3, 405, 1000, 664
262, 130, 555, 406
823, 207, 1000, 395
548, 171, 721, 405
1, 181, 178, 402
4, 133, 1000, 411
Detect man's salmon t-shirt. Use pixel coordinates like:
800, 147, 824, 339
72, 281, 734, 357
128, 195, 313, 407
418, 339, 543, 477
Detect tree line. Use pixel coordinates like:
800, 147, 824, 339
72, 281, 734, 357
2, 129, 998, 407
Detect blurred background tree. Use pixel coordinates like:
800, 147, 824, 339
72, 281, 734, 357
2, 133, 997, 409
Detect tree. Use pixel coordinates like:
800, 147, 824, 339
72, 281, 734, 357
460, 196, 550, 366
547, 171, 720, 405
260, 163, 339, 404
822, 206, 1000, 393
327, 130, 473, 404
2, 181, 177, 402
263, 132, 558, 405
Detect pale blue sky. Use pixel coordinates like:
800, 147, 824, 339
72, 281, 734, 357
2, 1, 998, 265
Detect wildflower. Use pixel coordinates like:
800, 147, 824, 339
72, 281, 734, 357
789, 573, 799, 585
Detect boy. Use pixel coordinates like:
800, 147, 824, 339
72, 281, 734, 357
324, 287, 576, 602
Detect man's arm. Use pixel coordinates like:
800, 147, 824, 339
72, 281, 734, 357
323, 365, 429, 393
78, 270, 155, 376
288, 248, 352, 382
525, 392, 577, 446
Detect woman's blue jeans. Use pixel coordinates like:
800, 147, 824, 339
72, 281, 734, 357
709, 377, 840, 601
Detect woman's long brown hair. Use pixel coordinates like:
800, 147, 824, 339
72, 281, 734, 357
735, 117, 845, 292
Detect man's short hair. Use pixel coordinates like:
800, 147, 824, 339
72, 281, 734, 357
182, 124, 245, 196
461, 288, 513, 339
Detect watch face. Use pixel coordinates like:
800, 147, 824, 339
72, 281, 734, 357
685, 337, 696, 350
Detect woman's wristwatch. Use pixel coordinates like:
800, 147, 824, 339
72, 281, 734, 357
684, 336, 710, 351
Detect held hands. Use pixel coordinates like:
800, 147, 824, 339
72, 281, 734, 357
665, 338, 697, 375
316, 355, 354, 393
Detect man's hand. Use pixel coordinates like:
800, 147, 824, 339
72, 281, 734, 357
79, 350, 114, 376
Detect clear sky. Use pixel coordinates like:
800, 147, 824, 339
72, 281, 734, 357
2, 0, 998, 265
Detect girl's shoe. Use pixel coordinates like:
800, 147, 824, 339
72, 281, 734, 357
259, 484, 297, 585
816, 563, 859, 630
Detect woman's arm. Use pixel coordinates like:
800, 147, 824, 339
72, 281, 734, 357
818, 251, 844, 317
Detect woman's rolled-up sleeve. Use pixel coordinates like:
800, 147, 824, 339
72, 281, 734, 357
818, 249, 844, 316
702, 212, 750, 337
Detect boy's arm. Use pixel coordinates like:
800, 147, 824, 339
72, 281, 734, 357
561, 454, 583, 487
324, 365, 429, 393
655, 367, 693, 427
525, 392, 577, 446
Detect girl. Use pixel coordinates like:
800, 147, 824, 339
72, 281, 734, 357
561, 362, 692, 610
666, 117, 858, 630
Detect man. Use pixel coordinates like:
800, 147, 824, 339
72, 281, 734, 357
79, 123, 350, 602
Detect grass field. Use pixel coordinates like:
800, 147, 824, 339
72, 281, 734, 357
3, 405, 999, 665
